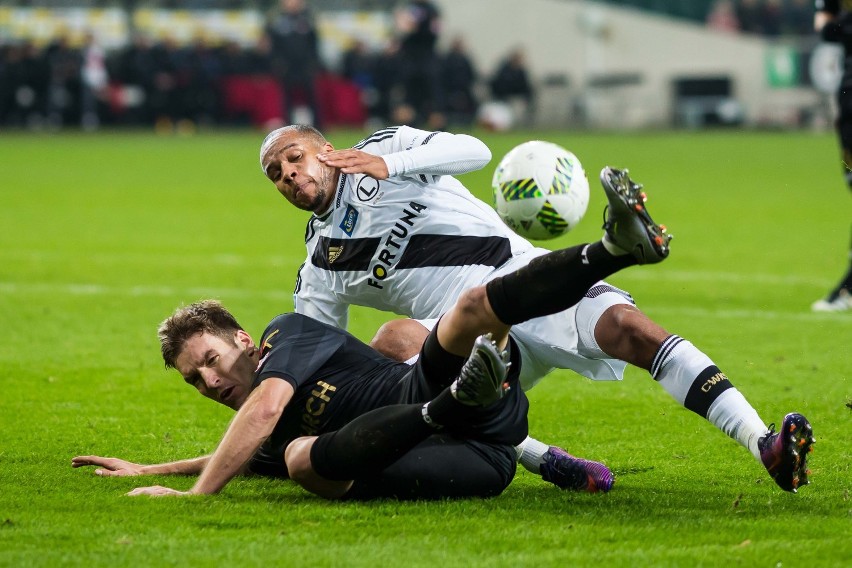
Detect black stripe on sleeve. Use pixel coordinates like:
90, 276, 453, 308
294, 262, 305, 294
421, 131, 442, 145
396, 235, 512, 269
354, 127, 400, 149
310, 236, 382, 271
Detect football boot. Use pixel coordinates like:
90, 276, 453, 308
600, 166, 672, 264
451, 333, 511, 407
758, 412, 815, 493
540, 446, 615, 493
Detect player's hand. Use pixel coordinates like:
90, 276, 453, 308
126, 485, 190, 497
71, 455, 146, 477
317, 149, 389, 179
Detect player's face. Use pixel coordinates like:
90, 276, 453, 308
174, 331, 258, 410
261, 132, 338, 213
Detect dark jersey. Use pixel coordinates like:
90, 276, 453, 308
245, 312, 529, 478
818, 0, 852, 50
256, 313, 410, 445
817, 1, 852, 93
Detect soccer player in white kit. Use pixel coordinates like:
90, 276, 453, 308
260, 124, 814, 493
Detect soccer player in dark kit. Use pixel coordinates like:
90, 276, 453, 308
814, 0, 852, 311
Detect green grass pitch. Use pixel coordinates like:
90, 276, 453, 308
0, 128, 849, 566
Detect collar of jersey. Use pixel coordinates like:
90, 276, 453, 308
313, 208, 333, 222
312, 173, 346, 222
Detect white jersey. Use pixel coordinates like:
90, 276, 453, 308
294, 126, 633, 389
294, 126, 534, 327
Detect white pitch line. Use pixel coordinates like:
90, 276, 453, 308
645, 305, 851, 323
0, 282, 848, 323
617, 269, 831, 287
0, 281, 292, 301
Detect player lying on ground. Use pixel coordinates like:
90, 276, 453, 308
71, 203, 673, 499
260, 124, 814, 492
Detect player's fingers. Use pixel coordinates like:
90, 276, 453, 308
323, 155, 365, 168
126, 485, 162, 496
71, 455, 108, 468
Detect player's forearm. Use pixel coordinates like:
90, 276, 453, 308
189, 381, 290, 494
141, 455, 210, 476
382, 133, 491, 178
189, 414, 275, 494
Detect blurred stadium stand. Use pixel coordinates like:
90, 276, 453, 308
592, 0, 718, 24
0, 0, 837, 132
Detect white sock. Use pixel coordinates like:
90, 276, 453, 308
652, 335, 767, 460
515, 436, 550, 473
707, 389, 768, 460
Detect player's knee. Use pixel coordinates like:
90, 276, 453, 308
285, 436, 353, 499
596, 304, 668, 366
369, 319, 429, 362
284, 437, 315, 483
454, 286, 492, 326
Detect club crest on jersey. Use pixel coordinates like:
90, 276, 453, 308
356, 175, 381, 202
339, 204, 359, 236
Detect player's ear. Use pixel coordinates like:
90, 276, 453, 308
322, 142, 334, 153
235, 329, 254, 353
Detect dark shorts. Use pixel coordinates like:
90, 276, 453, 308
395, 329, 529, 447
346, 327, 529, 500
345, 435, 517, 501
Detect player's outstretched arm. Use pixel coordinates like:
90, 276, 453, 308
127, 378, 294, 497
320, 128, 491, 182
71, 455, 210, 477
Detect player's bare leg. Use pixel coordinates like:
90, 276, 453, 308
591, 168, 813, 491
285, 437, 353, 499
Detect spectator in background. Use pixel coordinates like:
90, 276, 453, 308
265, 0, 322, 127
761, 0, 785, 36
341, 38, 384, 124
181, 37, 223, 127
80, 32, 109, 130
341, 39, 375, 91
489, 47, 534, 127
148, 37, 184, 131
372, 39, 405, 124
706, 0, 740, 33
442, 37, 477, 126
110, 34, 158, 125
45, 36, 82, 128
395, 0, 444, 128
736, 0, 765, 34
784, 0, 815, 36
0, 41, 49, 128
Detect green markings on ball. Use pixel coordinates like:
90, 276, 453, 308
537, 200, 569, 235
500, 178, 541, 200
549, 156, 575, 195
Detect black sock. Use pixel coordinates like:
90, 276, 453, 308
486, 242, 636, 325
420, 323, 468, 389
828, 228, 852, 300
310, 404, 435, 481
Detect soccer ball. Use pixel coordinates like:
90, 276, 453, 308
492, 141, 590, 240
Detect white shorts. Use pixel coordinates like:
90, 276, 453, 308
416, 280, 635, 391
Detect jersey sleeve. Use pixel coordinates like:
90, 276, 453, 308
376, 125, 492, 184
293, 261, 350, 329
255, 314, 347, 389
